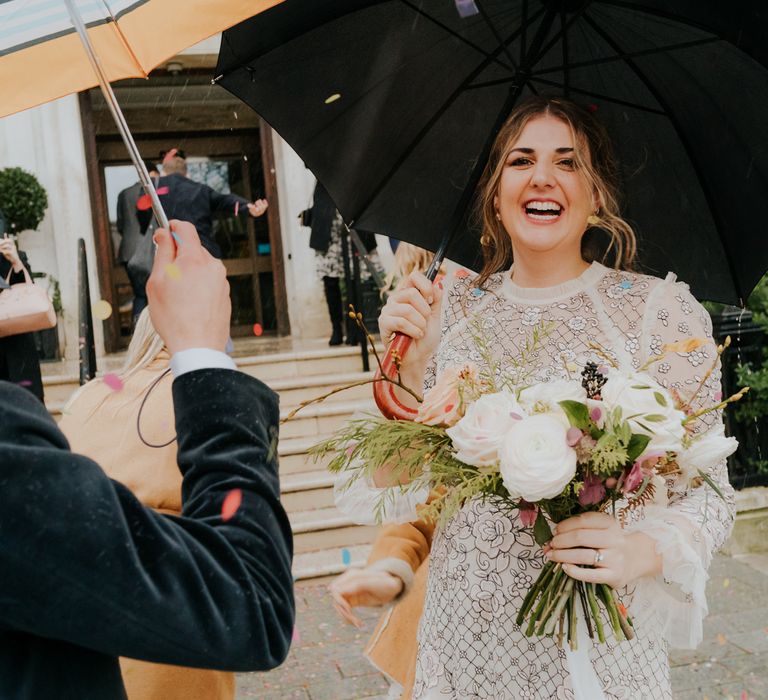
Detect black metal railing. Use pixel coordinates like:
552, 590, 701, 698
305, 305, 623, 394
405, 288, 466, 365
78, 238, 97, 384
712, 307, 768, 490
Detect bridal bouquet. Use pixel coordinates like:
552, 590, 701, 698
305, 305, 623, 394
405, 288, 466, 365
312, 325, 745, 649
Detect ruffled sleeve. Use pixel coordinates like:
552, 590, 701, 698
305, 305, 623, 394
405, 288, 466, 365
625, 276, 736, 649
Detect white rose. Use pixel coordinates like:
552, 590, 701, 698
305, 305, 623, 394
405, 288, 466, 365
677, 424, 738, 481
600, 369, 686, 453
499, 414, 577, 501
446, 392, 525, 467
518, 379, 587, 426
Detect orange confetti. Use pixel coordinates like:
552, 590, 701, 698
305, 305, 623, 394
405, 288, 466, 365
221, 489, 243, 521
92, 299, 112, 320
618, 603, 628, 618
164, 262, 181, 280
455, 268, 470, 279
252, 323, 263, 336
717, 633, 727, 645
103, 373, 124, 392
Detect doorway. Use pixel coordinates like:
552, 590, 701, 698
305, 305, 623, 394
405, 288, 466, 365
80, 71, 290, 351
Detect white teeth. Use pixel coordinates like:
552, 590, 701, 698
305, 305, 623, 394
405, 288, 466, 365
525, 200, 562, 212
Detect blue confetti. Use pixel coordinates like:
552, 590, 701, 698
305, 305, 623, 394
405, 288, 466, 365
341, 548, 351, 566
471, 288, 485, 297
455, 0, 480, 18
620, 280, 632, 289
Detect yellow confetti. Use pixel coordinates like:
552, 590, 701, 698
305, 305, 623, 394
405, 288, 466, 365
92, 299, 112, 320
723, 578, 730, 588
324, 93, 341, 104
164, 263, 181, 280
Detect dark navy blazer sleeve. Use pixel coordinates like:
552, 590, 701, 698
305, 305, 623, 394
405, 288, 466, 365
0, 369, 294, 672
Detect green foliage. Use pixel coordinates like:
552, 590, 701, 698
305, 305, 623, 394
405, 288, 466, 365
0, 167, 48, 232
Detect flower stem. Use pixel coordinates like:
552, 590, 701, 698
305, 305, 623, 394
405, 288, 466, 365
587, 583, 606, 644
569, 587, 578, 651
541, 578, 574, 636
611, 587, 635, 641
598, 584, 623, 641
517, 561, 557, 625
576, 582, 594, 639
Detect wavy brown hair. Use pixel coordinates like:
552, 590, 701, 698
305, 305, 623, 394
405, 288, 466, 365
474, 97, 637, 289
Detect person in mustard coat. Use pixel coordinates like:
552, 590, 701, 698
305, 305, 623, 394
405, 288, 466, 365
59, 307, 235, 700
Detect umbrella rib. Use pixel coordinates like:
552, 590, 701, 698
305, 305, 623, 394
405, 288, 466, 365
532, 6, 591, 68
349, 7, 546, 224
584, 14, 745, 303
520, 0, 528, 66
528, 77, 666, 115
475, 0, 519, 71
561, 11, 569, 98
532, 37, 720, 77
399, 0, 516, 74
99, 0, 147, 77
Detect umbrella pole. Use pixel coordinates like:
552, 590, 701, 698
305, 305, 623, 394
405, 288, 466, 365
63, 0, 169, 231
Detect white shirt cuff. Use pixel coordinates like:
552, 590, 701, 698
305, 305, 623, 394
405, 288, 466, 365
170, 348, 237, 377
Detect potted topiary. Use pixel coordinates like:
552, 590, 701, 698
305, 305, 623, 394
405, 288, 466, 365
0, 166, 48, 234
0, 167, 58, 360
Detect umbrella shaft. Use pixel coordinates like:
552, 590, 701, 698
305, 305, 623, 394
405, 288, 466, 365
62, 0, 169, 232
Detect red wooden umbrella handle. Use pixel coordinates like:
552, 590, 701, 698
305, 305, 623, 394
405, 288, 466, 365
373, 332, 420, 421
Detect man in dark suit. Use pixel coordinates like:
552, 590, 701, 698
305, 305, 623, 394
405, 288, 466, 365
0, 221, 294, 699
143, 149, 269, 259
115, 159, 160, 320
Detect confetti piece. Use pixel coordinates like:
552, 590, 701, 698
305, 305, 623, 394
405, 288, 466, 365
723, 578, 730, 588
252, 323, 263, 337
324, 93, 341, 104
235, 201, 240, 217
92, 299, 112, 320
341, 548, 351, 566
17, 380, 32, 387
103, 373, 124, 392
742, 692, 749, 700
717, 633, 728, 645
444, 404, 454, 413
292, 626, 300, 642
455, 268, 470, 279
455, 0, 479, 17
471, 288, 484, 297
222, 488, 243, 522
164, 262, 181, 280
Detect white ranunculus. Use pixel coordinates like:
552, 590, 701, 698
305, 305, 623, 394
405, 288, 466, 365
499, 414, 577, 501
518, 379, 588, 426
600, 369, 686, 453
446, 392, 525, 467
677, 424, 738, 481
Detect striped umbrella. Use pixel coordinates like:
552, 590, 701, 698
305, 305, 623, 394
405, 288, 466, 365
0, 0, 283, 226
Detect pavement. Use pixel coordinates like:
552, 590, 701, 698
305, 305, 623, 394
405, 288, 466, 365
236, 553, 768, 700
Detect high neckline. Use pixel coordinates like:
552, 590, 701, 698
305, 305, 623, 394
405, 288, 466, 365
500, 260, 608, 302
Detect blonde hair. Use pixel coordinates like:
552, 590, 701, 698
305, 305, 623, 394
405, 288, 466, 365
119, 307, 166, 381
383, 242, 447, 298
474, 97, 637, 289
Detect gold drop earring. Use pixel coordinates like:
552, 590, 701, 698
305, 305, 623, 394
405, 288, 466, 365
587, 212, 600, 226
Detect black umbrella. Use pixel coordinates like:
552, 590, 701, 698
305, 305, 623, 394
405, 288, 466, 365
216, 0, 768, 305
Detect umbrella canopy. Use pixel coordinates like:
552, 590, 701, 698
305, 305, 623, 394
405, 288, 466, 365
0, 0, 284, 119
216, 0, 768, 305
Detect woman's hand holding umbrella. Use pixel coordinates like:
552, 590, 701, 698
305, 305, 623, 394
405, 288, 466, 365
375, 271, 442, 421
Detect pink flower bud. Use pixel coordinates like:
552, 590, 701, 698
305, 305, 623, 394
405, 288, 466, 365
566, 427, 583, 446
589, 406, 602, 423
518, 502, 539, 528
605, 477, 618, 489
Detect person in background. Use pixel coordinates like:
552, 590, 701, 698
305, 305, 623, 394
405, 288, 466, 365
0, 233, 44, 402
144, 148, 268, 259
0, 220, 294, 699
116, 159, 160, 321
59, 307, 235, 700
308, 180, 381, 346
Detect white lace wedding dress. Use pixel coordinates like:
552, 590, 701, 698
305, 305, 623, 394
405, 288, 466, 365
408, 262, 736, 700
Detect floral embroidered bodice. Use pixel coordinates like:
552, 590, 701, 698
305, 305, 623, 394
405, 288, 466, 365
413, 261, 736, 700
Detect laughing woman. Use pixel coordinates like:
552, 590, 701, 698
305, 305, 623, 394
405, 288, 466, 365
372, 97, 735, 699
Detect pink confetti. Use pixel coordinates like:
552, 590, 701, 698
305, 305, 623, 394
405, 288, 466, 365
103, 373, 124, 392
292, 626, 301, 643
17, 380, 32, 387
252, 323, 263, 336
222, 488, 243, 522
455, 269, 470, 279
235, 201, 240, 217
714, 391, 723, 402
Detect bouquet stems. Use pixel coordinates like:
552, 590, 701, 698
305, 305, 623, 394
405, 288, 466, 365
517, 564, 632, 649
